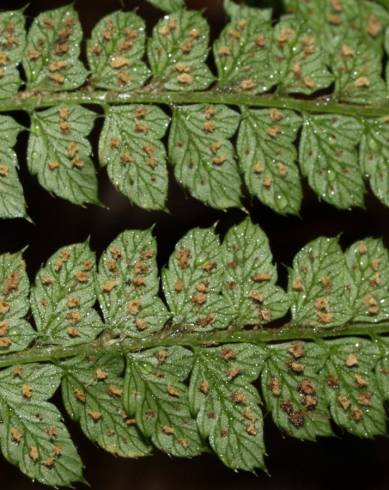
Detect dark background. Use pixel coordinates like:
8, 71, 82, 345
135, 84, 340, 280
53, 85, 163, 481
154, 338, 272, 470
1, 0, 389, 488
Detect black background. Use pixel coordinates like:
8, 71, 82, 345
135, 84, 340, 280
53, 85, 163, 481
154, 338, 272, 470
1, 0, 389, 488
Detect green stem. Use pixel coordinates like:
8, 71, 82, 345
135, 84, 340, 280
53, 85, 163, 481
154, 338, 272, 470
0, 321, 388, 369
3, 89, 389, 117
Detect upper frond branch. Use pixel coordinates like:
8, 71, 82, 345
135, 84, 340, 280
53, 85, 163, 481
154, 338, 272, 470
1, 1, 389, 216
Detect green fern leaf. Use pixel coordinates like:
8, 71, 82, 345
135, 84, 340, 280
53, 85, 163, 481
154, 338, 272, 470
288, 237, 352, 327
162, 226, 231, 331
221, 218, 289, 326
61, 353, 150, 457
0, 116, 26, 218
99, 105, 170, 210
87, 11, 149, 91
375, 338, 389, 399
323, 338, 385, 437
262, 341, 332, 440
189, 344, 266, 471
147, 10, 214, 91
345, 239, 389, 322
124, 346, 203, 457
30, 242, 103, 346
214, 15, 275, 94
271, 18, 333, 95
360, 116, 389, 207
0, 364, 83, 486
0, 252, 35, 353
238, 108, 302, 214
0, 10, 25, 99
169, 104, 241, 209
299, 114, 364, 208
97, 229, 170, 336
28, 105, 99, 206
332, 36, 385, 103
23, 6, 87, 91
147, 0, 185, 12
224, 0, 272, 20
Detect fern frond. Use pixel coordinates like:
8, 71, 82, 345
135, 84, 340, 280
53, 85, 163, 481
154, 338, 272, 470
0, 218, 388, 484
1, 1, 389, 216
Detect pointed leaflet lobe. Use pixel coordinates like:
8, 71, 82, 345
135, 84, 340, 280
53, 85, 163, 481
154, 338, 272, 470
146, 0, 185, 12
0, 364, 83, 486
28, 105, 98, 206
262, 341, 332, 440
360, 116, 389, 208
214, 15, 275, 94
271, 18, 333, 95
345, 239, 389, 322
169, 104, 241, 209
61, 354, 150, 457
299, 114, 364, 208
162, 226, 231, 331
237, 108, 302, 215
221, 218, 289, 326
323, 338, 385, 437
223, 0, 272, 21
23, 6, 87, 91
288, 237, 352, 327
0, 116, 26, 219
99, 105, 169, 210
124, 346, 203, 457
189, 344, 266, 471
0, 253, 35, 353
147, 10, 213, 91
88, 11, 149, 91
0, 10, 25, 99
97, 229, 170, 337
30, 242, 103, 346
